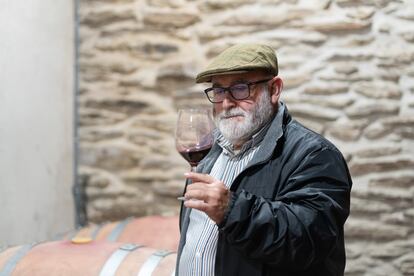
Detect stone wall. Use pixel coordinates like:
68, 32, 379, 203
78, 0, 414, 274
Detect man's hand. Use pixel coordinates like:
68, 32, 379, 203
183, 172, 231, 224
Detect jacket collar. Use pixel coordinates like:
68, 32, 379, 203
247, 101, 287, 166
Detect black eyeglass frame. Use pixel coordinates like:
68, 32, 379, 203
204, 78, 272, 103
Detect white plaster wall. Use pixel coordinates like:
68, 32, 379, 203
0, 0, 75, 244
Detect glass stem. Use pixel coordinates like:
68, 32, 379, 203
188, 166, 197, 185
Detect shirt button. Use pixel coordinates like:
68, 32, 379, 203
196, 251, 202, 258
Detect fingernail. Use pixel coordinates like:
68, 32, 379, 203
184, 172, 190, 177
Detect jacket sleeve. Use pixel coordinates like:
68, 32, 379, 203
217, 147, 352, 268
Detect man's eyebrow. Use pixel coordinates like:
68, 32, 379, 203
212, 79, 246, 87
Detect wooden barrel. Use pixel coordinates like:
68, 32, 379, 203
62, 216, 179, 251
0, 240, 176, 276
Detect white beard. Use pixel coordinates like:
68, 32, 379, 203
214, 87, 274, 146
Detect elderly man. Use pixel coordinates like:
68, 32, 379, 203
176, 44, 352, 276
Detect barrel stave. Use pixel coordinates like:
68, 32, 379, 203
12, 241, 119, 276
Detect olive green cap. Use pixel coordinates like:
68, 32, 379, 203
196, 43, 278, 83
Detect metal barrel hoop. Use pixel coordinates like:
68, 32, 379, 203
137, 249, 175, 276
99, 243, 144, 276
107, 217, 133, 242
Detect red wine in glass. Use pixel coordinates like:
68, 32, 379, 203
178, 145, 212, 167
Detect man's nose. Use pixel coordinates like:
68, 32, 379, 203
222, 93, 236, 109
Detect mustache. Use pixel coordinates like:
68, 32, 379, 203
216, 108, 247, 120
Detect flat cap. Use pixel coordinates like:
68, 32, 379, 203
196, 43, 278, 83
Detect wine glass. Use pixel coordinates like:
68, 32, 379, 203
175, 108, 214, 172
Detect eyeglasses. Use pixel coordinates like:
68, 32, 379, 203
204, 79, 271, 103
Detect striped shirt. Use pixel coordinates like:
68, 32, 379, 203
178, 122, 271, 276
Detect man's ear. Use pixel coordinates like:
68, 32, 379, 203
269, 76, 283, 105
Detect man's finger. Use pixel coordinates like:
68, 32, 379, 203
184, 189, 208, 202
185, 182, 210, 191
184, 198, 209, 212
185, 172, 216, 183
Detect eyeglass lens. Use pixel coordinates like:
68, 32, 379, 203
212, 84, 249, 102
